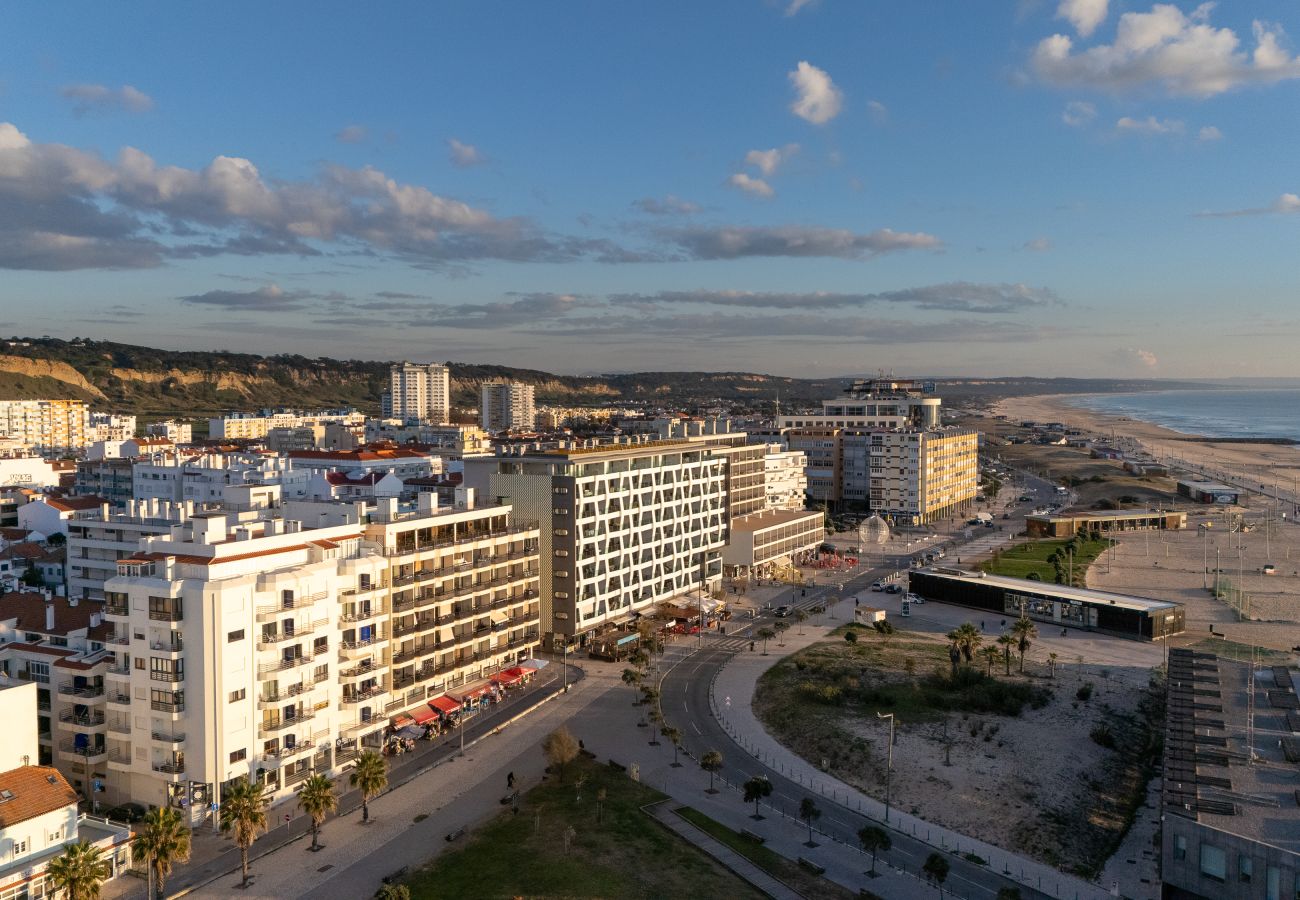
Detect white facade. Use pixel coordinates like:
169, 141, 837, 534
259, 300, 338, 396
0, 458, 60, 490
480, 382, 536, 433
146, 420, 193, 444
209, 410, 364, 441
389, 364, 450, 424
287, 449, 440, 483
0, 681, 39, 771
762, 448, 808, 511
133, 452, 310, 504
66, 500, 196, 602
88, 414, 137, 443
0, 401, 90, 456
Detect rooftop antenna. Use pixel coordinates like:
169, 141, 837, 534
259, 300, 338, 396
774, 389, 780, 421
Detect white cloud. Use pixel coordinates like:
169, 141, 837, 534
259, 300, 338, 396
447, 138, 484, 168
60, 84, 154, 116
665, 224, 941, 260
1197, 192, 1300, 218
788, 61, 843, 124
1116, 115, 1184, 135
1109, 346, 1158, 370
633, 195, 699, 215
1024, 237, 1054, 252
1057, 0, 1108, 38
727, 173, 774, 198
1061, 100, 1097, 126
784, 0, 815, 15
1197, 125, 1223, 141
866, 99, 889, 124
335, 125, 368, 144
1032, 4, 1300, 97
743, 144, 799, 177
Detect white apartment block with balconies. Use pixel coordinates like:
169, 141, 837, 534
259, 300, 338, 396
480, 381, 536, 433
468, 439, 726, 645
146, 420, 193, 444
98, 496, 539, 813
133, 452, 310, 504
0, 401, 91, 457
389, 363, 450, 425
762, 447, 808, 511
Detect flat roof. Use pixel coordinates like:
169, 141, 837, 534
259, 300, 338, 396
915, 567, 1181, 612
1026, 509, 1186, 524
730, 508, 824, 534
1178, 480, 1239, 492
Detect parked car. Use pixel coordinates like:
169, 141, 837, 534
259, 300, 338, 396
886, 583, 904, 594
870, 581, 885, 592
774, 605, 792, 617
1018, 495, 1034, 502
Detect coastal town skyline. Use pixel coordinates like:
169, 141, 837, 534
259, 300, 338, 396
3, 1, 1300, 377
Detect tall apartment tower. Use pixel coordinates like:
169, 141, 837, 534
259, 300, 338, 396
480, 381, 536, 433
389, 363, 451, 424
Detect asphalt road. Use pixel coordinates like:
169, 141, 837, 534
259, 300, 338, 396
658, 569, 1055, 900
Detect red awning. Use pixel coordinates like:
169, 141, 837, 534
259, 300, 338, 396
450, 681, 494, 701
390, 714, 415, 728
428, 696, 459, 715
494, 667, 526, 685
410, 706, 437, 725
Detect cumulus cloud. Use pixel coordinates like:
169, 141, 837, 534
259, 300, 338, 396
404, 292, 588, 329
633, 195, 700, 215
663, 224, 941, 260
179, 285, 313, 311
1197, 125, 1223, 141
788, 61, 843, 124
1196, 192, 1300, 218
744, 144, 799, 177
1032, 4, 1300, 97
336, 125, 368, 144
447, 138, 484, 167
1023, 237, 1053, 252
1061, 100, 1096, 126
1116, 115, 1184, 134
784, 0, 815, 15
1109, 346, 1158, 370
726, 173, 774, 198
866, 99, 889, 124
0, 120, 639, 271
59, 84, 154, 116
1057, 0, 1108, 38
609, 282, 1059, 314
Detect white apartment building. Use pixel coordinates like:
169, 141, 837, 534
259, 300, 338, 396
0, 457, 61, 490
88, 414, 137, 443
146, 420, 193, 444
208, 410, 365, 442
66, 500, 199, 602
763, 448, 808, 511
134, 453, 310, 504
389, 363, 450, 424
845, 428, 980, 524
100, 497, 540, 812
467, 439, 727, 646
776, 378, 942, 431
480, 381, 536, 433
287, 448, 441, 483
0, 401, 91, 457
362, 423, 491, 459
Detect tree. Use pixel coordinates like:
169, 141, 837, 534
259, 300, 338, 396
621, 667, 642, 704
799, 797, 821, 846
996, 889, 1022, 900
662, 726, 683, 766
946, 640, 961, 678
701, 750, 723, 793
542, 726, 580, 783
859, 825, 891, 875
773, 620, 791, 646
219, 777, 269, 889
20, 566, 44, 588
596, 786, 607, 823
793, 608, 808, 635
297, 773, 338, 852
743, 775, 773, 819
1012, 616, 1038, 674
949, 622, 982, 664
996, 633, 1015, 676
1047, 652, 1059, 678
375, 884, 411, 900
132, 806, 191, 900
756, 627, 776, 654
922, 852, 950, 896
46, 841, 110, 900
350, 750, 389, 824
845, 630, 858, 645
980, 645, 1001, 677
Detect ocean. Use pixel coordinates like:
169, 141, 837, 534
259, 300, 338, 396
1065, 389, 1300, 441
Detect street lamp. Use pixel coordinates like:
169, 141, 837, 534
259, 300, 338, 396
876, 712, 894, 824
1198, 523, 1210, 590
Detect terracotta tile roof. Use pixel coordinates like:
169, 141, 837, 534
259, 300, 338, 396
45, 495, 107, 513
0, 528, 33, 542
0, 766, 78, 828
323, 472, 384, 486
0, 542, 50, 562
0, 592, 103, 637
289, 448, 431, 462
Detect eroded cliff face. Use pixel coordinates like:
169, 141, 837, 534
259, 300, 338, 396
109, 368, 270, 395
0, 355, 107, 398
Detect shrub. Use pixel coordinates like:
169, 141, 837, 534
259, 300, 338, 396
845, 631, 858, 644
1089, 722, 1116, 749
1076, 682, 1094, 702
873, 620, 895, 635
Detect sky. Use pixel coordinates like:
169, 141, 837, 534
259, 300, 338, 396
1, 0, 1298, 379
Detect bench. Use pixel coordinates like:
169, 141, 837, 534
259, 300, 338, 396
797, 857, 825, 875
740, 828, 765, 843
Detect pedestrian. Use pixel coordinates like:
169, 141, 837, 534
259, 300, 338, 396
507, 771, 515, 789
980, 621, 985, 631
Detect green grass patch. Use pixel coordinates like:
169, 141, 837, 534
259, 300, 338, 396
980, 536, 1112, 583
674, 807, 867, 900
1190, 637, 1293, 664
403, 757, 764, 899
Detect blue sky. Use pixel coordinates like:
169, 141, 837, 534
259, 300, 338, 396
1, 1, 1298, 377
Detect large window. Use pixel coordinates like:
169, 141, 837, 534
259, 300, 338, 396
1238, 854, 1252, 884
1173, 835, 1187, 861
1199, 844, 1226, 883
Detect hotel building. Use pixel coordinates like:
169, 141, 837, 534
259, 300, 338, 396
388, 363, 451, 424
480, 381, 536, 433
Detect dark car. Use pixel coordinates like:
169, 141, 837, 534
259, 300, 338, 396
886, 583, 904, 594
106, 802, 146, 823
774, 605, 792, 617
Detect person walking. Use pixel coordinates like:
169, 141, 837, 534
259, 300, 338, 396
507, 771, 515, 790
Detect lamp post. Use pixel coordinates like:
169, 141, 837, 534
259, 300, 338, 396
1199, 524, 1210, 590
876, 712, 894, 823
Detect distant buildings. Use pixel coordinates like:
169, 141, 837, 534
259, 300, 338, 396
145, 420, 192, 444
387, 363, 450, 424
87, 413, 136, 443
208, 409, 364, 442
480, 381, 536, 433
0, 401, 91, 456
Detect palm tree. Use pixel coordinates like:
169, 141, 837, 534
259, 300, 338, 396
1048, 652, 1059, 678
298, 773, 338, 852
132, 806, 191, 900
743, 775, 773, 819
220, 777, 269, 889
799, 797, 821, 846
1012, 616, 1038, 673
46, 841, 110, 900
793, 608, 808, 635
700, 750, 723, 793
858, 825, 891, 875
663, 726, 683, 766
951, 622, 982, 664
922, 851, 950, 897
773, 620, 790, 646
980, 645, 1001, 677
996, 633, 1015, 676
756, 627, 776, 655
621, 667, 642, 704
351, 750, 389, 823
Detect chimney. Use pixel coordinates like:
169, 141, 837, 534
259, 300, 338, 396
45, 602, 55, 631
417, 491, 438, 514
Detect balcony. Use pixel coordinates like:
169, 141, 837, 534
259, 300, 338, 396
261, 742, 313, 763
106, 720, 131, 736
261, 711, 315, 734
104, 630, 129, 647
151, 730, 185, 745
149, 639, 184, 657
339, 718, 385, 739
383, 522, 539, 558
341, 685, 387, 706
257, 654, 315, 677
256, 621, 324, 650
104, 600, 129, 617
107, 691, 131, 706
255, 591, 327, 622
150, 699, 184, 714
151, 761, 186, 780
391, 643, 440, 666
58, 740, 108, 762
147, 606, 183, 623
107, 750, 133, 770
339, 638, 386, 660
58, 710, 106, 727
149, 671, 184, 684
340, 603, 387, 623
58, 682, 105, 699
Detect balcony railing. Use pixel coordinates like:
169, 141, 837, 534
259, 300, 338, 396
255, 591, 327, 622
150, 699, 184, 713
106, 663, 130, 677
383, 522, 539, 558
151, 761, 185, 776
151, 731, 185, 744
58, 682, 104, 698
59, 710, 106, 727
104, 601, 129, 617
107, 692, 131, 706
339, 604, 387, 623
257, 621, 326, 649
107, 720, 131, 736
105, 631, 129, 647
149, 671, 184, 683
261, 711, 315, 733
148, 608, 183, 622
58, 740, 107, 759
341, 685, 387, 705
257, 654, 315, 677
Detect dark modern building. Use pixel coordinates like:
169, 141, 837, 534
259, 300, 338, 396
907, 568, 1185, 640
1025, 509, 1188, 539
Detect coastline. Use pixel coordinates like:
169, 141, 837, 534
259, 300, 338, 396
990, 393, 1300, 506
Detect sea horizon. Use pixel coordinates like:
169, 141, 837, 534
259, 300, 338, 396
1065, 388, 1300, 442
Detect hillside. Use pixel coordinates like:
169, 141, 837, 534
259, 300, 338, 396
0, 337, 1212, 419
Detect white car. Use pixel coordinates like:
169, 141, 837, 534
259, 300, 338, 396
904, 592, 923, 605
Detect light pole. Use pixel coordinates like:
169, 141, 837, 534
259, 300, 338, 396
876, 712, 894, 823
1199, 524, 1210, 590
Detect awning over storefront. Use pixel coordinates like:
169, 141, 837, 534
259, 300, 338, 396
428, 695, 460, 715
449, 681, 494, 702
521, 658, 548, 670
494, 666, 526, 685
396, 724, 424, 740
410, 706, 437, 725
390, 714, 415, 728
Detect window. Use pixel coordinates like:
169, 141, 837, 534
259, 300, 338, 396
229, 688, 246, 703
228, 629, 245, 642
1199, 844, 1226, 883
1173, 835, 1187, 861
229, 749, 247, 764
13, 838, 26, 855
1239, 854, 1252, 883
1266, 866, 1280, 900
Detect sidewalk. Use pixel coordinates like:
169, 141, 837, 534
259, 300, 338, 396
707, 598, 1114, 900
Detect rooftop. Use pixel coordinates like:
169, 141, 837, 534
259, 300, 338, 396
1025, 509, 1186, 523
0, 766, 77, 828
915, 567, 1181, 612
